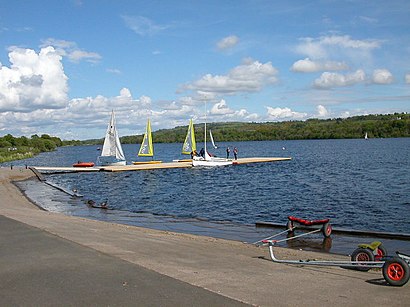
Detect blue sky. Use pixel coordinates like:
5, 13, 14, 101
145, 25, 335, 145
0, 0, 409, 140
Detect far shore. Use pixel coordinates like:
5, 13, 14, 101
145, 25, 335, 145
0, 167, 408, 306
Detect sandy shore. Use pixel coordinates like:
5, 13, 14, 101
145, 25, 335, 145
1, 167, 408, 306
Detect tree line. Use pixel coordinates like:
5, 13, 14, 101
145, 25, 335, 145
1, 112, 409, 163
124, 112, 410, 144
0, 134, 79, 163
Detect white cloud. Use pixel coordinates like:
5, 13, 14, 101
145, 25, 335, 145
358, 16, 378, 24
316, 105, 330, 117
107, 68, 121, 74
0, 46, 68, 112
313, 70, 366, 89
372, 69, 393, 84
207, 99, 258, 121
291, 58, 348, 73
139, 95, 152, 106
183, 60, 278, 95
210, 99, 234, 115
294, 34, 382, 63
217, 35, 239, 51
119, 88, 131, 98
121, 15, 169, 36
64, 88, 149, 117
406, 74, 410, 84
68, 50, 101, 63
41, 38, 102, 63
179, 96, 196, 106
319, 35, 381, 49
266, 107, 307, 120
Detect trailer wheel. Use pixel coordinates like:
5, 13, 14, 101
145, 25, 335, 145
351, 248, 374, 271
382, 257, 410, 287
375, 244, 388, 261
286, 220, 294, 233
322, 222, 332, 238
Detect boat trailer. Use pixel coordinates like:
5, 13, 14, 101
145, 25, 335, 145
286, 216, 332, 237
255, 216, 410, 287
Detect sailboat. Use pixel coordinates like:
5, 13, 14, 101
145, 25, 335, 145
132, 119, 162, 165
192, 103, 232, 167
97, 110, 126, 166
364, 132, 368, 140
209, 129, 218, 149
173, 119, 197, 162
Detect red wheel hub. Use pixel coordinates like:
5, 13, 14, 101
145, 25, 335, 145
375, 249, 384, 261
387, 263, 405, 281
357, 252, 371, 261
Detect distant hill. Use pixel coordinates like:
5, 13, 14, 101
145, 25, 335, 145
81, 112, 410, 145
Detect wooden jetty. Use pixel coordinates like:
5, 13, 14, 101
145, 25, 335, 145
102, 161, 192, 172
32, 157, 291, 173
32, 166, 101, 173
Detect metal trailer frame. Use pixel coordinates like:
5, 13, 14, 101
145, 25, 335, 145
253, 217, 410, 286
262, 239, 410, 287
286, 216, 332, 238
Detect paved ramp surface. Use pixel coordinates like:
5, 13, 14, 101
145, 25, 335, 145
0, 215, 247, 306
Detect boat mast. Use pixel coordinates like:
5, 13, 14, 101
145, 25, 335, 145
204, 101, 207, 155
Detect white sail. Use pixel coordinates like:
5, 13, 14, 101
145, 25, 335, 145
99, 110, 126, 165
209, 130, 218, 149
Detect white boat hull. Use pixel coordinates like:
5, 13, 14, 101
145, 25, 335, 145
192, 157, 233, 167
97, 156, 126, 166
103, 160, 126, 166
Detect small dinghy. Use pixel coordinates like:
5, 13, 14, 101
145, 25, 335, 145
73, 161, 95, 167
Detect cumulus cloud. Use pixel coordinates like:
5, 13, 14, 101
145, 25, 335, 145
69, 88, 152, 114
372, 69, 393, 84
313, 70, 366, 89
0, 46, 68, 112
0, 78, 258, 138
294, 34, 382, 69
291, 58, 348, 73
266, 107, 307, 120
32, 88, 158, 137
208, 99, 258, 121
316, 105, 330, 117
0, 47, 262, 138
210, 99, 234, 115
217, 35, 239, 51
122, 15, 169, 36
182, 60, 279, 95
41, 38, 102, 63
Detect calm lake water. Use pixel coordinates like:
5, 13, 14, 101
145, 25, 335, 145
5, 138, 410, 252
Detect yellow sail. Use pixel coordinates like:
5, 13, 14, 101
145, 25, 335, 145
182, 119, 196, 155
138, 119, 154, 157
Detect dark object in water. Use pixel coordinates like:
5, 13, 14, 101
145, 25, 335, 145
87, 199, 111, 210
